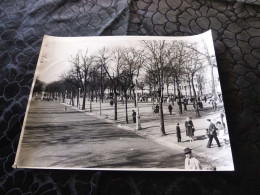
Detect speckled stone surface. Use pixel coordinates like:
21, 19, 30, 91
0, 0, 260, 194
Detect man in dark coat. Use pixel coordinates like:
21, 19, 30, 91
168, 104, 173, 115
176, 123, 181, 143
132, 110, 136, 123
183, 101, 188, 111
207, 119, 221, 148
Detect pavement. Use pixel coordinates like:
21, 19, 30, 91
17, 101, 187, 169
65, 98, 234, 171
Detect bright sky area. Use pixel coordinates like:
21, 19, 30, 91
36, 30, 215, 84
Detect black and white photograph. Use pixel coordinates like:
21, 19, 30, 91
14, 30, 234, 171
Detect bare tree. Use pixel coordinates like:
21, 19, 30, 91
33, 78, 45, 97
196, 74, 205, 96
121, 47, 144, 126
167, 41, 188, 114
189, 40, 218, 100
184, 45, 205, 117
69, 50, 92, 110
61, 72, 80, 107
98, 47, 123, 121
142, 40, 173, 135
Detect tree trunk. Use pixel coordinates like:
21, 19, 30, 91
114, 85, 117, 120
166, 82, 169, 96
159, 87, 166, 135
95, 88, 98, 102
211, 65, 217, 101
135, 79, 142, 130
101, 64, 103, 103
176, 76, 183, 114
62, 93, 64, 102
177, 89, 183, 114
133, 88, 136, 108
173, 78, 176, 97
77, 91, 79, 108
99, 95, 102, 115
71, 92, 74, 106
191, 75, 200, 117
82, 91, 86, 110
124, 91, 128, 124
90, 89, 93, 112
188, 77, 192, 97
90, 100, 92, 112
91, 89, 94, 101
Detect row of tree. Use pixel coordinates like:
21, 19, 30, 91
35, 40, 216, 135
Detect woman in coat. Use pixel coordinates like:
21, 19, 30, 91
185, 117, 195, 142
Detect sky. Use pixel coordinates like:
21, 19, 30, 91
35, 30, 216, 84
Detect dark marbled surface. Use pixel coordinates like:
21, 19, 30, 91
1, 0, 260, 194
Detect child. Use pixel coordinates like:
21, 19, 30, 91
176, 123, 181, 143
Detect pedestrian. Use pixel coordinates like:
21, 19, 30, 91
185, 117, 189, 136
168, 104, 173, 115
206, 119, 221, 148
171, 97, 174, 106
155, 104, 159, 114
64, 106, 67, 112
132, 110, 136, 123
176, 123, 181, 143
183, 101, 188, 111
184, 148, 202, 170
185, 117, 195, 142
212, 100, 217, 111
216, 121, 229, 147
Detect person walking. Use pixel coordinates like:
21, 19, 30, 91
132, 110, 136, 123
176, 123, 181, 143
155, 104, 159, 115
185, 117, 195, 142
183, 101, 188, 111
207, 119, 221, 148
168, 104, 173, 115
184, 148, 202, 170
204, 95, 207, 103
185, 117, 189, 136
